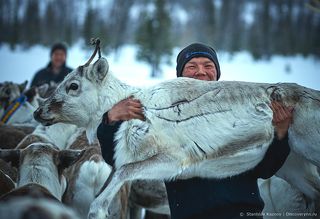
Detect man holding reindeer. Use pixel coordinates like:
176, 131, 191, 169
97, 43, 293, 219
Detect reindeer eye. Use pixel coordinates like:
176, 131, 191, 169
69, 83, 78, 91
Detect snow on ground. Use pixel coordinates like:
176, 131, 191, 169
0, 43, 319, 90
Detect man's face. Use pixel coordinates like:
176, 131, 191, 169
51, 49, 66, 70
182, 57, 217, 81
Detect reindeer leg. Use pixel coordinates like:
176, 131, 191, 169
88, 153, 180, 219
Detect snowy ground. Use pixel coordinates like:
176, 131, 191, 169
0, 43, 319, 90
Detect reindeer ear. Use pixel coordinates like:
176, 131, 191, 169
37, 83, 49, 97
24, 87, 37, 102
57, 149, 85, 170
0, 149, 20, 167
19, 80, 28, 93
36, 97, 45, 106
91, 58, 109, 82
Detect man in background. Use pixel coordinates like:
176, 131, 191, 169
31, 42, 72, 87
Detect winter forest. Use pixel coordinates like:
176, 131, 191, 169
1, 0, 319, 77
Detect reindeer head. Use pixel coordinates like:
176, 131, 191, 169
33, 58, 110, 129
0, 81, 28, 109
0, 143, 84, 200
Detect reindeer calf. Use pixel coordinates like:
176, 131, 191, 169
0, 143, 83, 219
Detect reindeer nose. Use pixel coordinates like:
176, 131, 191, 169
33, 108, 42, 121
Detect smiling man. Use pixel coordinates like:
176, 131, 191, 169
97, 43, 292, 219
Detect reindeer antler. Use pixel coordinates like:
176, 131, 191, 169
82, 38, 102, 67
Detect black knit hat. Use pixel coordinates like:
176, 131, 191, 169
176, 43, 221, 80
50, 42, 67, 56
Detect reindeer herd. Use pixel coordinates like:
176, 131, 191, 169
1, 52, 320, 219
0, 81, 169, 219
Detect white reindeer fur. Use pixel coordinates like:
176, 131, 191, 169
64, 129, 112, 218
33, 123, 79, 150
275, 151, 320, 201
257, 151, 320, 218
70, 160, 112, 218
16, 123, 79, 150
258, 176, 317, 219
37, 58, 274, 172
63, 129, 130, 219
35, 58, 320, 219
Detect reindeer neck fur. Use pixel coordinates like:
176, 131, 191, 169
29, 123, 78, 150
18, 154, 66, 201
86, 73, 141, 143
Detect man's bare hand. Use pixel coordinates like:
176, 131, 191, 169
107, 96, 145, 124
270, 101, 294, 140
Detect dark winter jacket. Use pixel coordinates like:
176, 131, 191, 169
97, 120, 290, 219
30, 62, 72, 87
